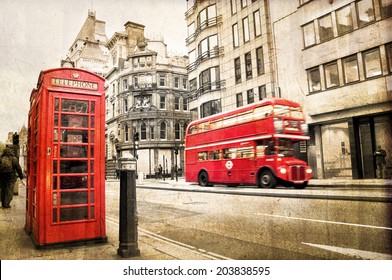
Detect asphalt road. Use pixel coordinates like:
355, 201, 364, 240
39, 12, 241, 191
106, 180, 392, 260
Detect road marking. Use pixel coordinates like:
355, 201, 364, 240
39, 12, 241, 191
257, 213, 392, 231
302, 243, 392, 260
106, 216, 232, 260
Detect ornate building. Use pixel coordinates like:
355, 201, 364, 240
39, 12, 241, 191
105, 21, 191, 178
61, 10, 109, 77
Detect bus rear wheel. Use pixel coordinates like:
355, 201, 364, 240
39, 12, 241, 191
198, 171, 210, 187
259, 170, 277, 188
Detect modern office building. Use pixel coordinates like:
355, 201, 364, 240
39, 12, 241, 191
270, 0, 392, 179
105, 21, 191, 178
185, 0, 277, 119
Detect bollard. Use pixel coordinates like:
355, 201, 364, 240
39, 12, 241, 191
117, 157, 140, 257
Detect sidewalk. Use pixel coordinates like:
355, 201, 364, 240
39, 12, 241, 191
0, 182, 218, 260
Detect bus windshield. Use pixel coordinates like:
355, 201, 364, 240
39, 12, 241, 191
277, 138, 295, 157
274, 105, 303, 119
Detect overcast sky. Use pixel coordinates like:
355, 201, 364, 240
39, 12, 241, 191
0, 0, 187, 141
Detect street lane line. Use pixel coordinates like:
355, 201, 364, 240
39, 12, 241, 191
257, 213, 392, 231
106, 216, 232, 260
302, 242, 392, 260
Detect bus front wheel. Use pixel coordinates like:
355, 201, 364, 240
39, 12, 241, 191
198, 171, 210, 187
259, 170, 277, 188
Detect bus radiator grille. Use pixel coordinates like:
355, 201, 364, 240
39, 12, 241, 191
289, 166, 305, 181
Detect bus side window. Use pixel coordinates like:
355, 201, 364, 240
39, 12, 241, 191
256, 145, 265, 157
223, 148, 236, 159
209, 150, 221, 160
198, 151, 208, 161
265, 140, 276, 155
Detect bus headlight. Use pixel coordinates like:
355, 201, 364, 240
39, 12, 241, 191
306, 168, 312, 174
280, 168, 287, 174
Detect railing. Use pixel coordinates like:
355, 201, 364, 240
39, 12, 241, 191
188, 80, 226, 101
187, 46, 224, 72
186, 15, 222, 45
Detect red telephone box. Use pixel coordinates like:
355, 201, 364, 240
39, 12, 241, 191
26, 68, 107, 248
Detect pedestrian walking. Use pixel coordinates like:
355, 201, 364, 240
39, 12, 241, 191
374, 145, 387, 179
158, 164, 163, 179
0, 148, 24, 208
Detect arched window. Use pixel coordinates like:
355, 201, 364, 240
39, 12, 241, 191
141, 123, 147, 140
175, 123, 180, 140
160, 122, 166, 139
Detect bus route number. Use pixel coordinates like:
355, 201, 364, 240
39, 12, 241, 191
225, 160, 233, 170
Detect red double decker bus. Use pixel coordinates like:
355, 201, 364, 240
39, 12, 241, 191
185, 98, 312, 189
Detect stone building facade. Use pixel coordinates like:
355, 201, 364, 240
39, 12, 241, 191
269, 0, 392, 179
185, 0, 277, 119
105, 22, 191, 178
61, 10, 109, 77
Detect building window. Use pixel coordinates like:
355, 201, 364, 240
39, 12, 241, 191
141, 123, 147, 140
303, 21, 316, 48
125, 124, 129, 142
175, 123, 181, 140
363, 48, 382, 78
183, 97, 188, 111
233, 23, 239, 48
150, 126, 155, 140
258, 85, 266, 100
256, 47, 264, 75
386, 43, 392, 73
254, 10, 261, 37
231, 0, 237, 14
160, 122, 166, 139
201, 99, 221, 118
160, 95, 166, 109
124, 98, 128, 112
182, 78, 187, 89
318, 14, 334, 42
198, 4, 217, 31
199, 35, 218, 59
123, 78, 128, 91
324, 61, 339, 88
247, 89, 254, 104
133, 76, 138, 87
199, 67, 220, 92
235, 57, 241, 84
380, 0, 392, 18
336, 5, 353, 35
357, 0, 375, 27
236, 93, 243, 107
245, 52, 252, 79
175, 96, 180, 110
190, 78, 197, 91
243, 17, 250, 43
159, 74, 166, 87
307, 67, 321, 92
188, 22, 195, 38
241, 0, 248, 8
342, 55, 359, 84
174, 77, 180, 88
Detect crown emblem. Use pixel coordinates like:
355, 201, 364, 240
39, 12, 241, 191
72, 73, 80, 79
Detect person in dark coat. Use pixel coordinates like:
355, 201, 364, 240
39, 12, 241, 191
0, 148, 24, 208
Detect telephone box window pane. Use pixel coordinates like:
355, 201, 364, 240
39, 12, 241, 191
90, 131, 95, 143
60, 207, 88, 222
60, 176, 88, 189
53, 161, 58, 174
60, 160, 88, 174
61, 100, 88, 113
53, 176, 58, 190
54, 114, 59, 127
52, 209, 58, 222
60, 192, 88, 205
91, 176, 94, 188
60, 145, 88, 158
61, 115, 88, 128
90, 101, 95, 113
61, 130, 88, 143
90, 161, 94, 173
90, 116, 95, 128
90, 206, 95, 219
54, 98, 59, 111
90, 191, 94, 203
54, 129, 59, 141
90, 146, 94, 157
